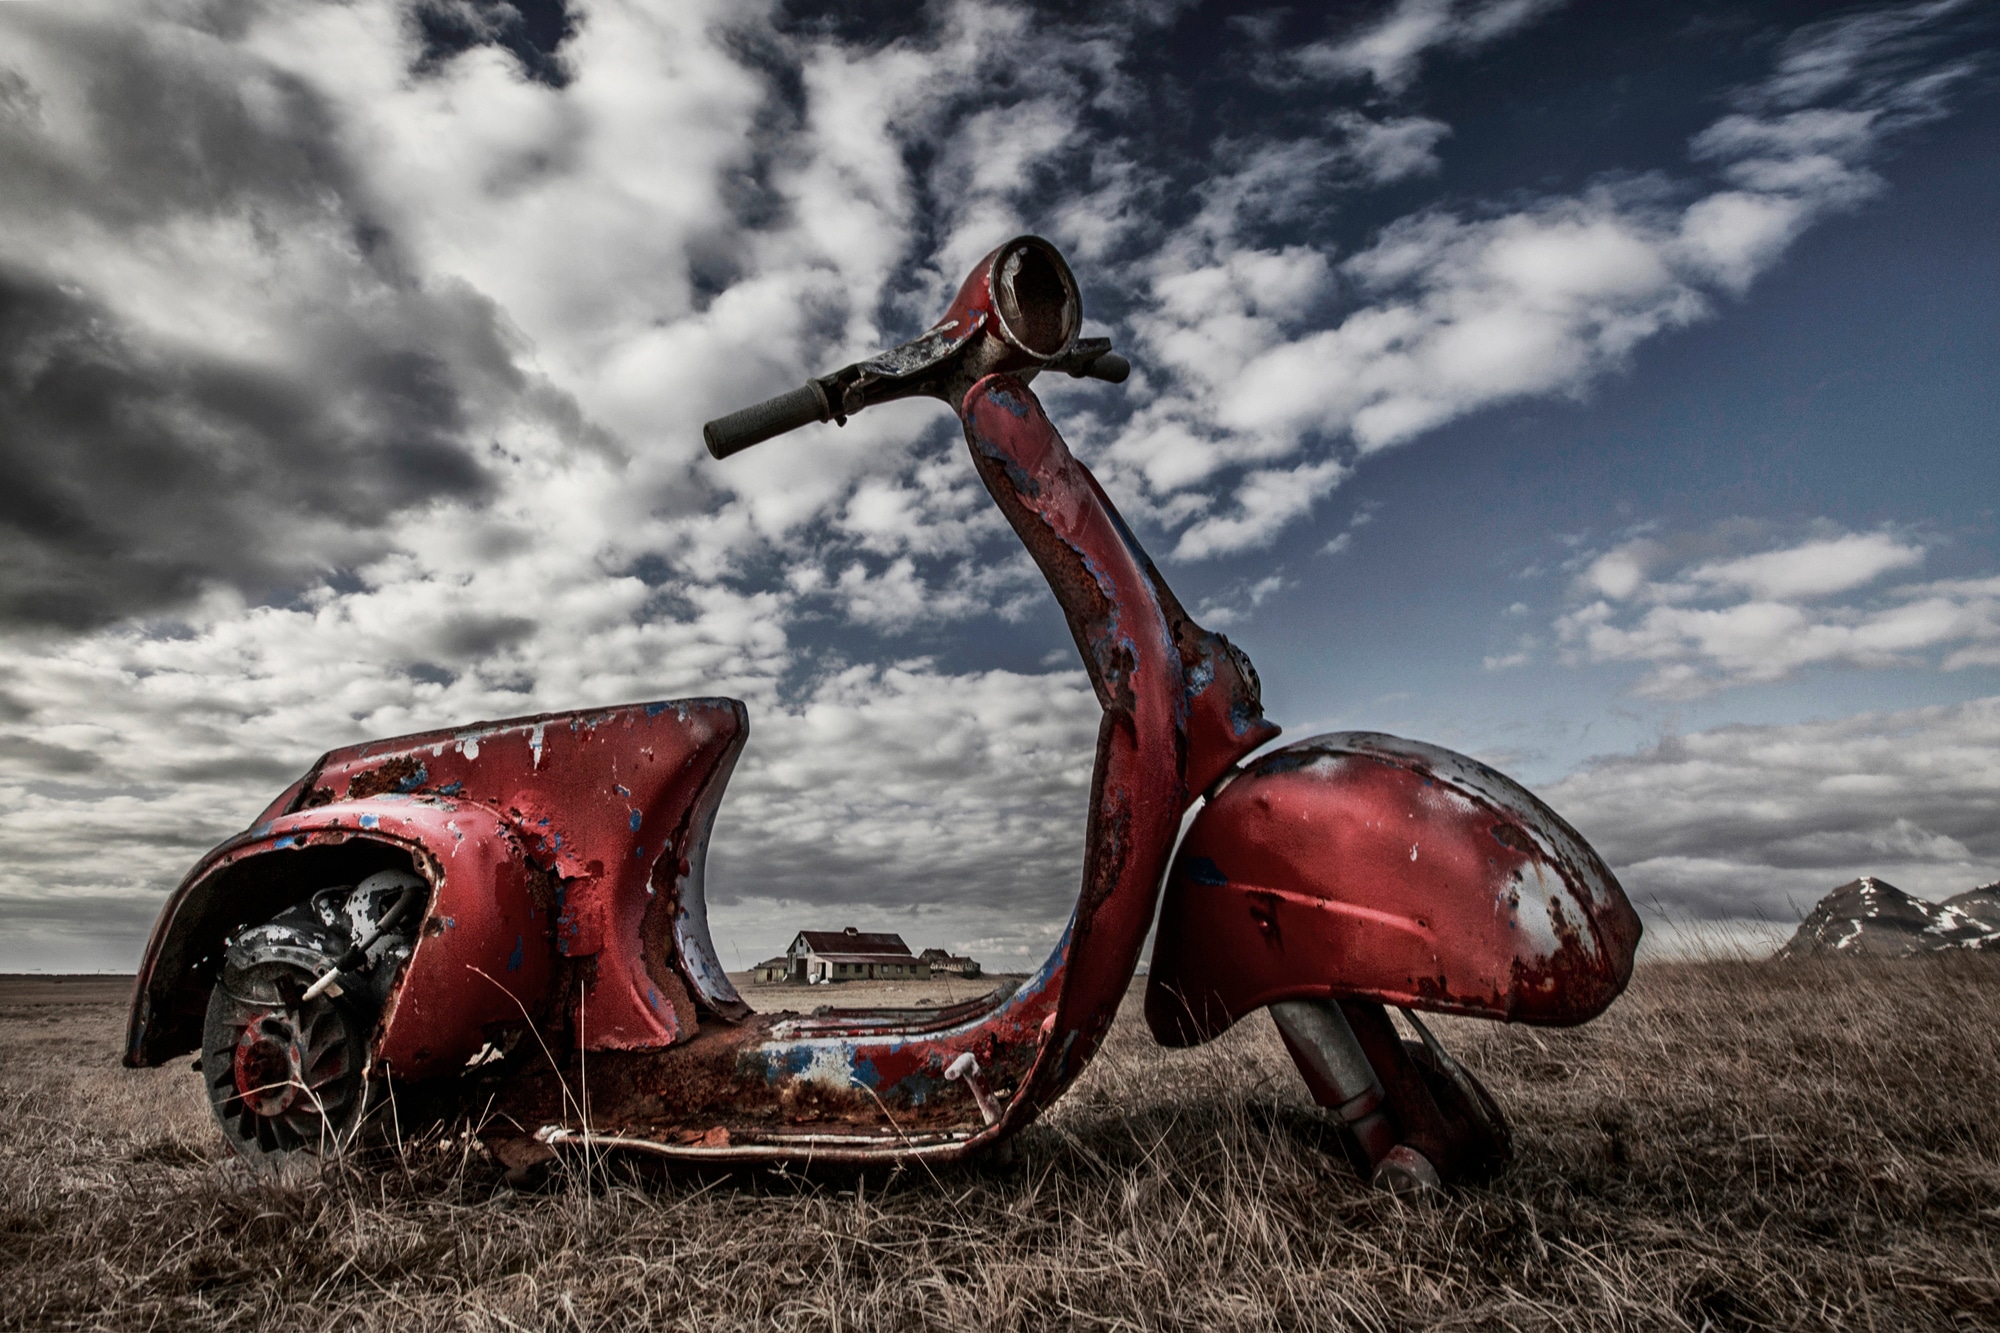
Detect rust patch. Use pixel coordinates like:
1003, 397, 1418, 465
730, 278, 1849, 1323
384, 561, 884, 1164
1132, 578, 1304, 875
347, 755, 426, 800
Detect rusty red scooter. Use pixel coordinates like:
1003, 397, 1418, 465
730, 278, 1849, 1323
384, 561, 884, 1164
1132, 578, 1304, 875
125, 237, 1641, 1190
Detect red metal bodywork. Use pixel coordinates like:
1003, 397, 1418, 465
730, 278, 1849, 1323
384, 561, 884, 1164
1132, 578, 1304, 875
128, 235, 1640, 1174
1147, 732, 1643, 1046
126, 700, 748, 1071
474, 373, 1277, 1162
126, 370, 1277, 1163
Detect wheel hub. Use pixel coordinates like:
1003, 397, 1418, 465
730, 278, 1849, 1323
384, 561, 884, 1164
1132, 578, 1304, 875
204, 979, 367, 1159
233, 1013, 306, 1118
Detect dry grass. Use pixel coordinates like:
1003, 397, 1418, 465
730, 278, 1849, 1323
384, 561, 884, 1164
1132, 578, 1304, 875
4, 958, 1999, 1331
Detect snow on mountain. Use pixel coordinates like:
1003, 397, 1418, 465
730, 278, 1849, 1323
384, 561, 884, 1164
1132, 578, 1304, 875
1779, 878, 2000, 958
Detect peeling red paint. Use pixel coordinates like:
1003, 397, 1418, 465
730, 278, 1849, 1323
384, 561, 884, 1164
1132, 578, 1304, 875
1147, 732, 1642, 1046
130, 237, 1636, 1183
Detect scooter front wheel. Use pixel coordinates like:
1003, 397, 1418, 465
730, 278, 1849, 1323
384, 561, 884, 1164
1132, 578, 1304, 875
198, 900, 381, 1163
202, 969, 372, 1161
1397, 1035, 1512, 1184
1274, 996, 1512, 1189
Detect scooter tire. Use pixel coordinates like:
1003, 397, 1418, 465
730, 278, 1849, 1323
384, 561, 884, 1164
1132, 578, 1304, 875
1400, 1037, 1512, 1184
202, 968, 376, 1165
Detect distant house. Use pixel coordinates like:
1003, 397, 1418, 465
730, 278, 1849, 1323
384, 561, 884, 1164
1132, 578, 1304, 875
784, 927, 931, 983
919, 948, 981, 978
750, 956, 791, 983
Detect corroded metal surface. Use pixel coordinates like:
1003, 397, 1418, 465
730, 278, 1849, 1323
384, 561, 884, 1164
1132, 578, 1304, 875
127, 699, 747, 1067
485, 372, 1241, 1163
132, 233, 1637, 1182
1147, 731, 1643, 1046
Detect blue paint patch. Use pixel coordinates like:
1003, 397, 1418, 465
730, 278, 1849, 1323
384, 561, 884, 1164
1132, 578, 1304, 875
395, 764, 427, 793
852, 1058, 882, 1089
644, 702, 667, 717
272, 835, 299, 849
770, 1047, 816, 1082
1184, 856, 1229, 887
629, 810, 643, 832
507, 935, 524, 972
436, 781, 464, 796
358, 813, 380, 829
1055, 1029, 1079, 1079
991, 385, 1030, 418
614, 784, 631, 798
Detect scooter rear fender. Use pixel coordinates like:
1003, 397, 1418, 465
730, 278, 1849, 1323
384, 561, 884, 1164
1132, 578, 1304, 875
1146, 733, 1641, 1045
124, 801, 553, 1079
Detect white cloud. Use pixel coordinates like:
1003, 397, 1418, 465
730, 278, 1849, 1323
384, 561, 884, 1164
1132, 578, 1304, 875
0, 0, 1987, 970
1690, 531, 1925, 600
1096, 0, 1974, 558
1557, 526, 2000, 697
1194, 573, 1288, 629
1334, 111, 1453, 185
1173, 458, 1349, 560
1294, 0, 1567, 94
1753, 0, 1978, 111
1543, 695, 2000, 923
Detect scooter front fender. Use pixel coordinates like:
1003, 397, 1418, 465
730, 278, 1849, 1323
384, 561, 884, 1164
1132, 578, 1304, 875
1146, 733, 1641, 1045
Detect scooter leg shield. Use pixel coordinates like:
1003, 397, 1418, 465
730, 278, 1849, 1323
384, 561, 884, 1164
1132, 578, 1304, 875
1145, 731, 1641, 1046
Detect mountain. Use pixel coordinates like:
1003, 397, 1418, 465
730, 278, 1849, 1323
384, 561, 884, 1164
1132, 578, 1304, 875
1778, 878, 2000, 957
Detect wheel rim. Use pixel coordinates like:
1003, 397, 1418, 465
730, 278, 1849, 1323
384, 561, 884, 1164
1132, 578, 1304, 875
204, 972, 367, 1158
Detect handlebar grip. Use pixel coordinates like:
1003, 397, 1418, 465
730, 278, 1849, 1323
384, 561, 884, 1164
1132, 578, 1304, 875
704, 382, 831, 459
1082, 352, 1129, 384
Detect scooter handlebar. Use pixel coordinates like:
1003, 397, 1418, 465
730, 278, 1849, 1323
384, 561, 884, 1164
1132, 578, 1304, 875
703, 381, 832, 459
703, 341, 1130, 460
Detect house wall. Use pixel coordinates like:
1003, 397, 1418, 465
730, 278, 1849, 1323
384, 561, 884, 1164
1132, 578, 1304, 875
791, 949, 931, 982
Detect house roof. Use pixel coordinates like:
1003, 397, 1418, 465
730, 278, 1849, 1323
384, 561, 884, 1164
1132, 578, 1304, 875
794, 928, 911, 956
751, 957, 790, 970
811, 951, 924, 966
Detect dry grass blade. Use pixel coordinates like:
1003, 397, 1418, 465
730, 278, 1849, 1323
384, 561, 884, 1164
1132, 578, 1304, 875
2, 958, 1998, 1330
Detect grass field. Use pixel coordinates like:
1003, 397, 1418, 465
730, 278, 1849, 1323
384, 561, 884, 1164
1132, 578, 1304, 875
4, 957, 1998, 1331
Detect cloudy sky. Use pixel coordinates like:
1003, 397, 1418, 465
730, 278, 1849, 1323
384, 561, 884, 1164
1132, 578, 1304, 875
0, 0, 1994, 973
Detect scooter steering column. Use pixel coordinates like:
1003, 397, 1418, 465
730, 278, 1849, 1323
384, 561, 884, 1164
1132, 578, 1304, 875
1269, 999, 1441, 1193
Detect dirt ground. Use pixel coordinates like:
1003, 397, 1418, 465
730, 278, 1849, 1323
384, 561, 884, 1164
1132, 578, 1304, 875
4, 958, 1999, 1330
727, 971, 1022, 1012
